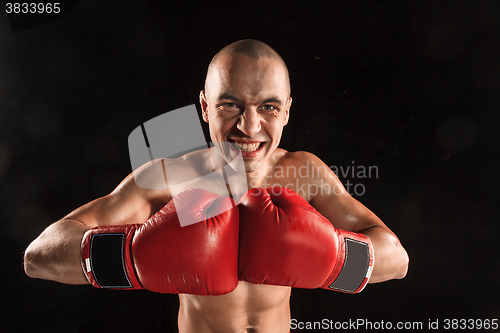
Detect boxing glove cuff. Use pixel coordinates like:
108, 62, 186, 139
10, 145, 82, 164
322, 230, 374, 293
81, 224, 142, 289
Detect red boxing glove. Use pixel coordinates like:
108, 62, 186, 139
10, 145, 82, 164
238, 187, 374, 293
81, 188, 239, 295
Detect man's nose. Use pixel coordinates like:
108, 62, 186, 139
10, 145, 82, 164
237, 108, 261, 137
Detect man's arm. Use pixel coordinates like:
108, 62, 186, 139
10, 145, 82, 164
24, 171, 167, 284
24, 219, 90, 284
304, 153, 409, 283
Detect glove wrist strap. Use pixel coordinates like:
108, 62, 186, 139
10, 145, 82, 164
81, 225, 142, 289
324, 230, 374, 293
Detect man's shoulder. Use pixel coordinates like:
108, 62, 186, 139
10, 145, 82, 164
267, 150, 337, 202
179, 147, 212, 166
273, 150, 335, 183
132, 150, 210, 189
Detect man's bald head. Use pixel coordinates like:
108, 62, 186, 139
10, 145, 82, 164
212, 39, 284, 63
205, 39, 290, 97
200, 39, 293, 172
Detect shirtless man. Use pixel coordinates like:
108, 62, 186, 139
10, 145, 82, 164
24, 39, 409, 332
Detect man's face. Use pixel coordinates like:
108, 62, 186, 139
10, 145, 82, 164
200, 54, 292, 173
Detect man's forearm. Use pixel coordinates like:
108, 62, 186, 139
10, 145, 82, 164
361, 226, 409, 283
24, 219, 90, 284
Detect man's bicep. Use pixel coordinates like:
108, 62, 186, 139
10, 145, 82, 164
64, 173, 163, 228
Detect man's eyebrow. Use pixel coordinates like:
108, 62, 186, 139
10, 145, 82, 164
262, 97, 283, 105
216, 94, 283, 105
217, 93, 241, 102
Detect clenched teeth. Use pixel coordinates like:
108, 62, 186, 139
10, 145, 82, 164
233, 141, 261, 152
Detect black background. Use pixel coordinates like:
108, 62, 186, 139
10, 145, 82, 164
1, 0, 499, 332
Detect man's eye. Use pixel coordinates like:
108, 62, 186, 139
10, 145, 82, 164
261, 105, 277, 111
221, 102, 237, 108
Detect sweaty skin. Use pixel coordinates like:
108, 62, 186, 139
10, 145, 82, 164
24, 40, 408, 333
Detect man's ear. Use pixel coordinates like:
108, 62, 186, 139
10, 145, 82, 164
199, 90, 209, 123
283, 96, 292, 126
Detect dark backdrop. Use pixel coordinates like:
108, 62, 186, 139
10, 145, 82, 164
1, 1, 499, 332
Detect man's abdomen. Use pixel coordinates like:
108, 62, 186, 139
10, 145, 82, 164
178, 281, 291, 333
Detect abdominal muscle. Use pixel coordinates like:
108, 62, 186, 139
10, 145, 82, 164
178, 281, 291, 333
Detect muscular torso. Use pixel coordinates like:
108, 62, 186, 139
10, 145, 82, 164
171, 148, 302, 332
139, 147, 307, 332
76, 147, 324, 332
178, 282, 291, 333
